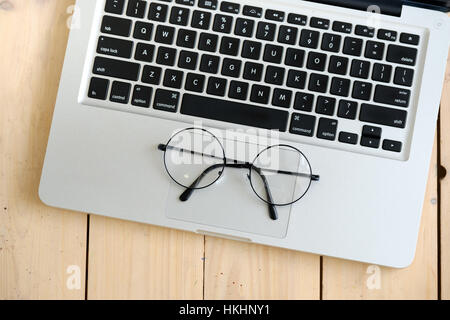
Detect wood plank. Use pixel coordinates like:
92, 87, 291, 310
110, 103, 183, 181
0, 0, 87, 299
440, 46, 450, 300
86, 216, 204, 299
322, 138, 438, 300
204, 238, 320, 299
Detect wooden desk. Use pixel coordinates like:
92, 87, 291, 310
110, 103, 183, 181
0, 0, 448, 299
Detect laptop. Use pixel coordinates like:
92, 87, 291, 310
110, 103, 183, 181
40, 0, 450, 267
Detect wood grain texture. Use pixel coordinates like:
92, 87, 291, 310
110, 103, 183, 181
0, 0, 87, 299
322, 138, 438, 300
86, 216, 204, 300
204, 238, 320, 299
440, 46, 450, 300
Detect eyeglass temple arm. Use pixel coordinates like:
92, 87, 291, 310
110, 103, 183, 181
179, 162, 278, 220
158, 144, 319, 181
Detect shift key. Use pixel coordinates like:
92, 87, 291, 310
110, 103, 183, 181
93, 56, 140, 81
360, 103, 407, 128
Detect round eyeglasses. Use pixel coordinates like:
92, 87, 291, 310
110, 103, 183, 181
158, 128, 320, 220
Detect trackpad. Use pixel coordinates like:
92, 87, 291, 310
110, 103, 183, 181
165, 169, 292, 238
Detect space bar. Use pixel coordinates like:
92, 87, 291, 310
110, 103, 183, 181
180, 94, 289, 132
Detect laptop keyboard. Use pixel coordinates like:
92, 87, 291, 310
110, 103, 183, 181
82, 0, 424, 159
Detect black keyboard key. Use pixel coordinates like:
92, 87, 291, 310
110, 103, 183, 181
272, 89, 292, 108
177, 29, 197, 48
332, 21, 352, 33
294, 92, 314, 112
97, 36, 133, 58
361, 136, 380, 149
198, 33, 218, 52
88, 77, 109, 100
350, 60, 371, 79
355, 25, 374, 37
330, 77, 350, 97
207, 77, 227, 96
156, 46, 177, 66
229, 81, 249, 100
317, 118, 338, 141
400, 33, 420, 45
362, 125, 382, 139
378, 29, 397, 41
213, 14, 233, 33
308, 73, 329, 93
265, 9, 284, 22
101, 15, 132, 37
131, 85, 152, 108
235, 18, 254, 37
307, 52, 327, 71
105, 0, 125, 15
148, 3, 168, 22
288, 13, 307, 26
154, 89, 180, 113
328, 56, 348, 75
126, 0, 147, 18
256, 22, 276, 41
133, 21, 153, 41
220, 37, 240, 56
170, 6, 190, 26
321, 33, 341, 52
343, 37, 363, 56
374, 85, 411, 107
200, 54, 220, 74
135, 43, 155, 62
242, 40, 262, 60
185, 73, 205, 92
164, 69, 184, 89
178, 50, 198, 70
176, 0, 195, 6
263, 44, 283, 64
285, 48, 305, 68
365, 41, 385, 60
191, 10, 211, 29
372, 63, 392, 83
337, 100, 358, 119
310, 17, 330, 30
250, 85, 271, 104
287, 70, 307, 89
110, 81, 131, 104
387, 45, 417, 66
181, 94, 289, 131
339, 132, 358, 145
198, 0, 218, 10
394, 67, 414, 87
221, 58, 242, 78
360, 104, 407, 128
383, 139, 402, 152
316, 96, 336, 116
352, 81, 372, 101
93, 56, 140, 81
290, 113, 316, 137
243, 5, 263, 18
142, 65, 162, 85
265, 66, 285, 85
299, 29, 320, 48
243, 62, 263, 81
155, 25, 175, 44
221, 1, 240, 14
278, 26, 298, 45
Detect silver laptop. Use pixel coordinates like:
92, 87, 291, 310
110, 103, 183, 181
39, 0, 450, 267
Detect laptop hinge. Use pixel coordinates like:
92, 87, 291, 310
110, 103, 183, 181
304, 0, 450, 16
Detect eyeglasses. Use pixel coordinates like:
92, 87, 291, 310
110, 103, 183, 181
157, 128, 320, 221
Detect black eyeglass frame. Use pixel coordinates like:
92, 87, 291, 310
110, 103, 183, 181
158, 128, 320, 220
